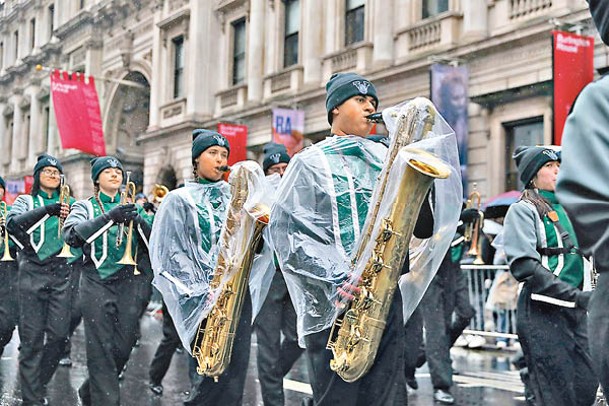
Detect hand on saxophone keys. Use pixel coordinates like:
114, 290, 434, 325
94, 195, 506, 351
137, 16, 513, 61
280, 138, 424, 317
336, 273, 363, 308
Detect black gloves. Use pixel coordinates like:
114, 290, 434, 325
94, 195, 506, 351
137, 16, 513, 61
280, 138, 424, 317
142, 202, 155, 212
45, 203, 62, 216
460, 208, 480, 224
107, 204, 137, 224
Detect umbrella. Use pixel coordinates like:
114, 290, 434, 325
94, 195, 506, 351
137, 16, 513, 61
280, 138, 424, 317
483, 190, 521, 219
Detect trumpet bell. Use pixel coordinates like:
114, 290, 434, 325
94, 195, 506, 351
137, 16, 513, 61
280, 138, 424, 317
1, 249, 14, 262
57, 243, 75, 258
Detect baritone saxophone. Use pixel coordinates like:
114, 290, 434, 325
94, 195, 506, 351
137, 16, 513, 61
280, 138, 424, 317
327, 98, 451, 382
191, 161, 270, 381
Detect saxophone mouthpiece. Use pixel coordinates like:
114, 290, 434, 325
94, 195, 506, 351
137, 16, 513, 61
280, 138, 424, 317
365, 112, 384, 124
218, 165, 231, 172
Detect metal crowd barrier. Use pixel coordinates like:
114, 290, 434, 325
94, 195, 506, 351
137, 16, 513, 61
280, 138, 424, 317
460, 264, 519, 344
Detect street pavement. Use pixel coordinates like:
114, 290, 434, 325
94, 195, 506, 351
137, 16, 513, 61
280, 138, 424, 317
0, 312, 527, 405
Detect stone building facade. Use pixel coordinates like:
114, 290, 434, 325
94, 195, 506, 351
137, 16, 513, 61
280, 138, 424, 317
0, 0, 601, 200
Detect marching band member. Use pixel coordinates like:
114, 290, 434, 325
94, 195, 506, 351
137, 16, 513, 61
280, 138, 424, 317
254, 142, 303, 406
557, 1, 609, 399
0, 176, 18, 357
62, 156, 152, 406
151, 130, 254, 405
6, 155, 77, 406
503, 146, 597, 406
268, 73, 460, 405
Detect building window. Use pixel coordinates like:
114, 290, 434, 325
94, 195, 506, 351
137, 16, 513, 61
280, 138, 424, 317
345, 0, 365, 46
232, 19, 246, 85
13, 30, 18, 61
43, 106, 50, 152
0, 42, 3, 70
30, 18, 36, 50
49, 4, 55, 40
422, 0, 449, 19
504, 118, 544, 190
172, 36, 184, 99
283, 0, 300, 67
79, 0, 85, 9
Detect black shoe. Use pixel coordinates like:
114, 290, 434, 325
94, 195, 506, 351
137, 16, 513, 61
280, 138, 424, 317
40, 398, 49, 406
433, 389, 455, 404
58, 356, 72, 367
406, 377, 419, 390
149, 383, 163, 396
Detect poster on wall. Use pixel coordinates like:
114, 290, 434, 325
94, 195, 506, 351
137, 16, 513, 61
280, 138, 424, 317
272, 108, 304, 156
217, 123, 248, 166
50, 70, 106, 156
552, 30, 594, 145
431, 63, 469, 195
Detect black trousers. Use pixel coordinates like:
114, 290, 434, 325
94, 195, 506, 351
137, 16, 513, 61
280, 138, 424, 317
78, 266, 141, 406
17, 256, 70, 406
185, 291, 253, 406
589, 272, 609, 400
63, 262, 82, 357
419, 262, 456, 391
403, 307, 423, 382
517, 285, 597, 406
449, 265, 475, 345
303, 292, 406, 406
0, 258, 18, 356
254, 271, 304, 406
149, 301, 182, 386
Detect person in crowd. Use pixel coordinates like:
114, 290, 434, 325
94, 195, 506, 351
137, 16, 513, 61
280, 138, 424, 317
0, 176, 19, 357
254, 142, 303, 406
6, 155, 78, 406
556, 2, 609, 401
268, 73, 439, 406
63, 156, 152, 406
504, 146, 597, 406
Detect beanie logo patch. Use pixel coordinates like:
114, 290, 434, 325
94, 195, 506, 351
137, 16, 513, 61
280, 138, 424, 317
213, 134, 226, 147
542, 149, 558, 161
108, 158, 120, 168
48, 158, 58, 166
352, 81, 371, 95
270, 153, 281, 164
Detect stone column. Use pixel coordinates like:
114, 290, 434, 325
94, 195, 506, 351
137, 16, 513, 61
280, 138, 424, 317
187, 1, 217, 118
264, 3, 276, 76
148, 6, 164, 129
324, 2, 337, 54
462, 0, 488, 40
11, 99, 21, 172
28, 89, 40, 166
247, 0, 265, 102
302, 0, 322, 85
372, 0, 393, 67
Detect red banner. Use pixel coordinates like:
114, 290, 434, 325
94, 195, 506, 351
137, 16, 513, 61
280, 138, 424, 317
51, 71, 106, 156
553, 31, 594, 145
217, 123, 248, 166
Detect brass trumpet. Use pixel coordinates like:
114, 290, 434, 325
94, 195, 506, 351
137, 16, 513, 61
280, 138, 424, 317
464, 184, 484, 265
150, 184, 169, 205
0, 202, 14, 262
117, 171, 137, 267
57, 175, 75, 258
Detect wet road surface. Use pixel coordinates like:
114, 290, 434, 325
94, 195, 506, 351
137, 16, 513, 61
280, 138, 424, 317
0, 313, 526, 405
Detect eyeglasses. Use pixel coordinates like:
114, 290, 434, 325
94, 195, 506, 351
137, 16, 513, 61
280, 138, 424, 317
41, 169, 60, 177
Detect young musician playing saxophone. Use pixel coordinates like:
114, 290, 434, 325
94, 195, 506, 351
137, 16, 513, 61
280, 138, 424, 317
62, 156, 152, 406
6, 154, 79, 406
150, 130, 254, 405
268, 73, 460, 405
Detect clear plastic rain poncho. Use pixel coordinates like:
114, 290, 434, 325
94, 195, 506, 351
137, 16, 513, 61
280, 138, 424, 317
150, 161, 274, 353
268, 98, 462, 342
249, 173, 282, 320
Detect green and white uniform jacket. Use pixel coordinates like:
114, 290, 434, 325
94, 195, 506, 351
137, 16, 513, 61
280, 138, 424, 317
7, 191, 82, 263
63, 191, 152, 279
